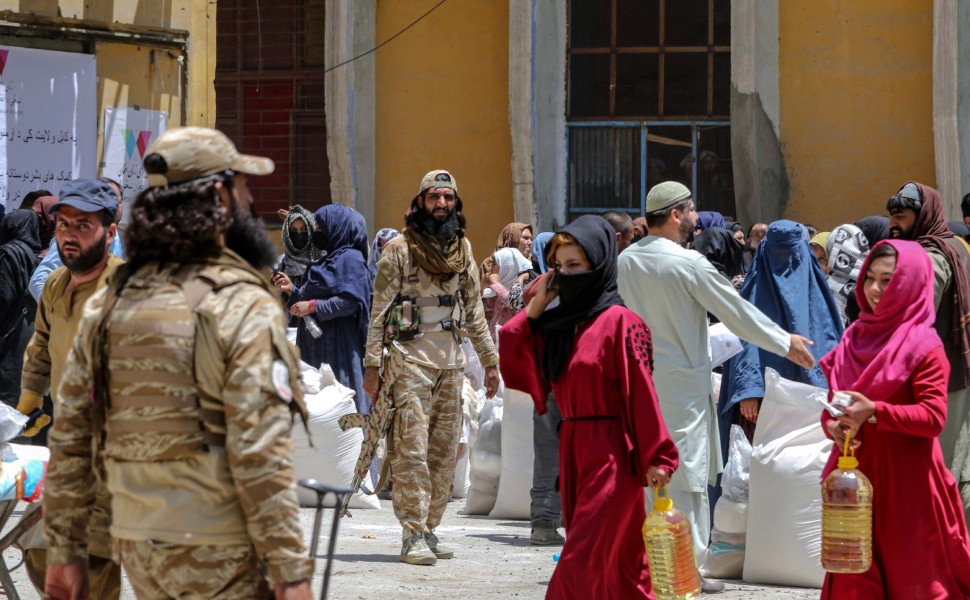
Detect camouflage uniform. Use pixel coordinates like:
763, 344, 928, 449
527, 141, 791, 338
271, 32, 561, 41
366, 232, 497, 557
44, 249, 313, 595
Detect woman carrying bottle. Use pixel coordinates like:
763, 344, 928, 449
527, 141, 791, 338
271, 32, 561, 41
820, 239, 970, 599
274, 204, 373, 414
499, 216, 678, 599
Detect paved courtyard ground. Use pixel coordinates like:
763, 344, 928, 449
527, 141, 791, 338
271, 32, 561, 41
1, 500, 820, 599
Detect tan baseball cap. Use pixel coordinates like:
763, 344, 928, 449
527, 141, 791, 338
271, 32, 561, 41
646, 181, 692, 214
144, 127, 274, 187
417, 170, 458, 196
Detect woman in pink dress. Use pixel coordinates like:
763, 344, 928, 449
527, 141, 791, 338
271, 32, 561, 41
820, 239, 970, 599
499, 215, 678, 599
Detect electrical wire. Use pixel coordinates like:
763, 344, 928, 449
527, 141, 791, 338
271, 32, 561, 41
323, 0, 448, 74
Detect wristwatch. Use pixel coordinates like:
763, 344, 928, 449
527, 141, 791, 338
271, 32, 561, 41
867, 414, 877, 425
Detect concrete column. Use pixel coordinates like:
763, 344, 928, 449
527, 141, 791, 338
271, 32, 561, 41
325, 0, 375, 229
932, 0, 970, 217
509, 0, 537, 226
730, 0, 787, 229
531, 0, 567, 232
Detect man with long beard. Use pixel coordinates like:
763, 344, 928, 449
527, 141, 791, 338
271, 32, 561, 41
18, 179, 124, 598
888, 182, 970, 523
363, 170, 499, 565
41, 128, 313, 599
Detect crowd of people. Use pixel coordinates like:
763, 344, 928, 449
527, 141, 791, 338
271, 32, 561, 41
3, 125, 970, 598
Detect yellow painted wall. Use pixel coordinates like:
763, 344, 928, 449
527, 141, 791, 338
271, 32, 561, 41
375, 0, 514, 261
778, 0, 935, 229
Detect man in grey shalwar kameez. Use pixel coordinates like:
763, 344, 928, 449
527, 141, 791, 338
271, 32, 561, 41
617, 182, 815, 592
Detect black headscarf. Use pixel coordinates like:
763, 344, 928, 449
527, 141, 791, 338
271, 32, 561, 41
692, 226, 746, 279
536, 215, 624, 382
855, 216, 891, 249
0, 210, 41, 328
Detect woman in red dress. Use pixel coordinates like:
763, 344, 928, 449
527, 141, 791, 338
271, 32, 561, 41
820, 239, 970, 599
499, 216, 679, 599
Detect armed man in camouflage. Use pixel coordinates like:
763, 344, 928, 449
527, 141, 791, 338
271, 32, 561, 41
42, 127, 313, 599
363, 170, 499, 565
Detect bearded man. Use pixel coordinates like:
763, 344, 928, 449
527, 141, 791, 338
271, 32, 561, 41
41, 128, 313, 599
363, 169, 499, 565
888, 182, 970, 523
18, 178, 124, 598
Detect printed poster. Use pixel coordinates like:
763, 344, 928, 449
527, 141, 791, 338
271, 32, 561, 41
0, 45, 97, 210
102, 107, 168, 224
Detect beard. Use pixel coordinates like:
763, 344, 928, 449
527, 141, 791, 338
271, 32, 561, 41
225, 205, 278, 270
680, 217, 696, 246
59, 231, 108, 274
413, 207, 461, 244
889, 225, 912, 240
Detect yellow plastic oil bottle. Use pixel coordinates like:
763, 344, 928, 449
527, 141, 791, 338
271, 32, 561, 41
643, 487, 701, 600
821, 433, 873, 573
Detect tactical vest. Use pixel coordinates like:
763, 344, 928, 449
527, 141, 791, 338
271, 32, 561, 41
385, 253, 469, 343
101, 267, 227, 461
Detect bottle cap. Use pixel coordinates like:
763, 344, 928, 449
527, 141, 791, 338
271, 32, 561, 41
838, 432, 859, 470
653, 497, 674, 512
838, 455, 859, 470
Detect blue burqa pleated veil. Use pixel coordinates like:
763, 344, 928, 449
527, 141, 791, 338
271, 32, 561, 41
716, 219, 844, 457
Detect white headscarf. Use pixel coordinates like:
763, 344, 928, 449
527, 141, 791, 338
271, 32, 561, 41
494, 247, 533, 288
482, 247, 532, 299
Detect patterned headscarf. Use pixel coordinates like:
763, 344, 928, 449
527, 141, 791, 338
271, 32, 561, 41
281, 205, 323, 277
369, 227, 400, 275
826, 224, 870, 326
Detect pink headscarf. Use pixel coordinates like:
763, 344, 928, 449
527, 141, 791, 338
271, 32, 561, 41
820, 239, 942, 401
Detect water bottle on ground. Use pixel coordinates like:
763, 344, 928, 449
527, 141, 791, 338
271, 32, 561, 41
643, 486, 701, 600
304, 315, 323, 338
821, 432, 873, 574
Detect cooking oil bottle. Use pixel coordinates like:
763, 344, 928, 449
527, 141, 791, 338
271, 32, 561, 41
643, 487, 701, 600
821, 433, 873, 573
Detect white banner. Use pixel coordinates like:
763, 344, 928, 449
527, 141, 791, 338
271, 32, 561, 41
0, 46, 97, 211
102, 107, 168, 224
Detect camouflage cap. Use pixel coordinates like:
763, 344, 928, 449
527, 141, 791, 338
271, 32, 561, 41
418, 170, 458, 196
144, 127, 274, 187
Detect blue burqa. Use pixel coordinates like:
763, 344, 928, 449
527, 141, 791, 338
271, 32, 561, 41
716, 220, 843, 458
289, 204, 373, 414
696, 211, 726, 231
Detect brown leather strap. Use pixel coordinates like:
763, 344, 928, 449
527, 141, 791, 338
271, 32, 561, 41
363, 455, 393, 496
